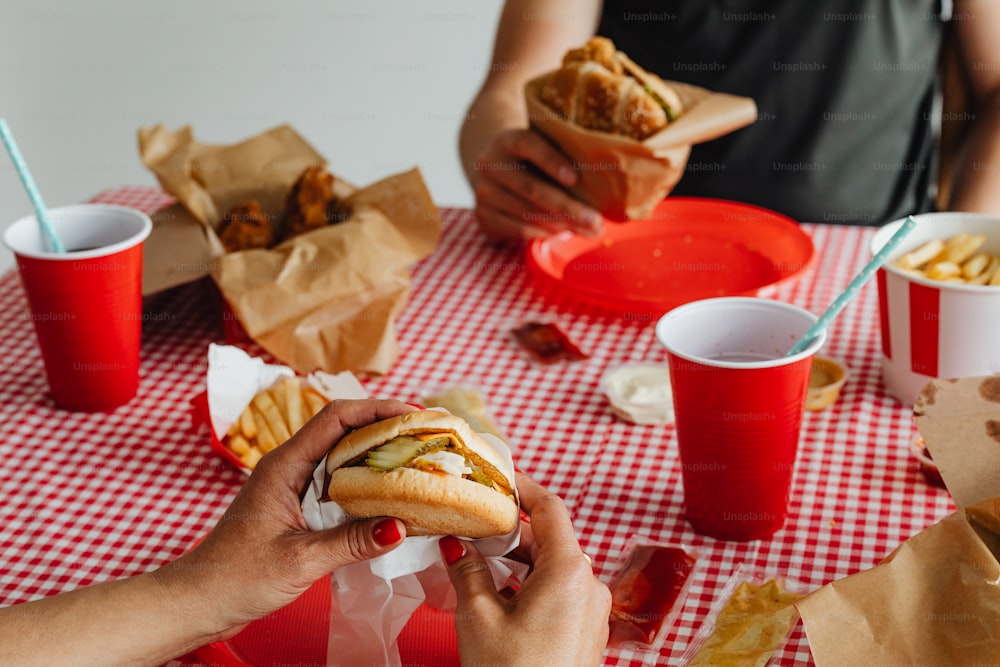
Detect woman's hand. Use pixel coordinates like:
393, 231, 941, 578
440, 472, 611, 667
0, 399, 419, 666
471, 128, 604, 243
157, 398, 418, 638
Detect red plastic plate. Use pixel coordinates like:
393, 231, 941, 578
526, 197, 815, 314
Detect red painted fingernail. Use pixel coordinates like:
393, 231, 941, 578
406, 402, 425, 410
557, 165, 576, 186
373, 519, 402, 546
514, 466, 524, 474
439, 536, 467, 565
519, 509, 531, 524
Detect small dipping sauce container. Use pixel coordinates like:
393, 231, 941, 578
805, 357, 847, 411
600, 362, 674, 425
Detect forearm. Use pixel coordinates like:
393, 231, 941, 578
459, 83, 529, 186
0, 567, 227, 666
948, 0, 1000, 215
459, 0, 600, 187
947, 93, 1000, 214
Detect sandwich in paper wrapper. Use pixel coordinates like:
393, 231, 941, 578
525, 37, 759, 221
206, 344, 526, 666
138, 124, 441, 375
796, 374, 1000, 664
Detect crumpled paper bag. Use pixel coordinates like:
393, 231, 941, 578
138, 124, 440, 375
525, 54, 758, 221
796, 374, 1000, 665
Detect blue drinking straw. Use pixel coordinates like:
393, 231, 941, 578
786, 215, 918, 356
0, 118, 66, 253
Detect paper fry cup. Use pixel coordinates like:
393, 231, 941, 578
871, 212, 1000, 405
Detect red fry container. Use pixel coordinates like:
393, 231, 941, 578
190, 390, 250, 475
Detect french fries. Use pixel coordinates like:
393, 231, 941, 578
893, 232, 1000, 286
223, 376, 329, 470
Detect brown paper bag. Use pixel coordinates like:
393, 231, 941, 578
138, 124, 356, 295
141, 203, 226, 293
139, 124, 338, 228
138, 124, 441, 375
797, 374, 1000, 665
913, 375, 1000, 508
525, 61, 758, 221
797, 499, 1000, 665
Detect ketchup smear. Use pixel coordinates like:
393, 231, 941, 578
608, 545, 696, 648
510, 321, 588, 364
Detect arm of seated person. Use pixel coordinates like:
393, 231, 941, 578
0, 399, 413, 666
946, 0, 1000, 216
460, 0, 605, 242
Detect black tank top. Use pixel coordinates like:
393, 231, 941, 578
598, 0, 944, 224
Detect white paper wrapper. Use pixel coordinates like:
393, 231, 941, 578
302, 417, 525, 667
206, 343, 368, 443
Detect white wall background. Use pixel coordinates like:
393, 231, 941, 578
0, 0, 505, 272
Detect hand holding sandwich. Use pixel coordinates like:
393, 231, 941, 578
469, 127, 606, 242
163, 399, 419, 632
441, 472, 612, 667
0, 399, 415, 666
461, 10, 684, 242
0, 400, 607, 666
460, 0, 607, 243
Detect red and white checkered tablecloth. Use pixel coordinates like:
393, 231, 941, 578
0, 186, 955, 666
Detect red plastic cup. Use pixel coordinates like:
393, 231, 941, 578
3, 205, 152, 411
655, 297, 825, 541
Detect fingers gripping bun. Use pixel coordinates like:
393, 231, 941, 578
326, 411, 518, 538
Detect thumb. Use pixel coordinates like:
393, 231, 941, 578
301, 517, 406, 572
439, 537, 501, 610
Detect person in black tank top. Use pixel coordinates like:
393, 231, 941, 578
598, 1, 939, 225
460, 0, 1000, 242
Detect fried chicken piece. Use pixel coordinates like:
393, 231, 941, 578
283, 165, 336, 240
326, 200, 352, 225
217, 200, 275, 252
540, 36, 681, 140
562, 36, 622, 74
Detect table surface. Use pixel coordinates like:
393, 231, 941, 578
0, 186, 955, 666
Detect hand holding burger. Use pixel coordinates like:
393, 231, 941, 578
462, 35, 686, 242
0, 400, 608, 666
439, 472, 613, 667
0, 399, 416, 665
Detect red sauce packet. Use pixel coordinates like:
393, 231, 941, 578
511, 321, 589, 364
607, 543, 697, 650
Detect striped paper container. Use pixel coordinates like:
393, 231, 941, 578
872, 212, 1000, 404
